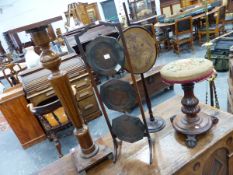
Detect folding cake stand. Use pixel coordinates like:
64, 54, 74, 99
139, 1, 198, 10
74, 21, 153, 164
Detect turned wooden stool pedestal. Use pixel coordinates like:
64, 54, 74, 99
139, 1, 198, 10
161, 59, 218, 148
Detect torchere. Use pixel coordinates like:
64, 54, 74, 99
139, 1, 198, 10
160, 58, 218, 148
26, 26, 112, 174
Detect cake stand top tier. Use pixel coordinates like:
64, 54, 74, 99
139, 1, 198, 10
160, 58, 214, 84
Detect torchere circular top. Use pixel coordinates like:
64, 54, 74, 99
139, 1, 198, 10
118, 26, 157, 74
86, 36, 125, 76
160, 58, 214, 84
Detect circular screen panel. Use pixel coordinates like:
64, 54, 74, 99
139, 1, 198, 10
118, 26, 157, 74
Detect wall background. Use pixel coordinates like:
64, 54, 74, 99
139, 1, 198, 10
0, 0, 129, 50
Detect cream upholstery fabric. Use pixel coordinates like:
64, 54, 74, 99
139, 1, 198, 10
160, 58, 213, 84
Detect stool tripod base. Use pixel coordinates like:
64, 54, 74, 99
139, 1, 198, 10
146, 117, 166, 133
170, 112, 218, 148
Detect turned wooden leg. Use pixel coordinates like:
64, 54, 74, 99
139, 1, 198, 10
191, 41, 194, 51
51, 132, 63, 158
198, 33, 202, 45
171, 83, 216, 148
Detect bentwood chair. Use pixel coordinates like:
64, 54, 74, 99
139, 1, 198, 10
198, 6, 226, 44
171, 16, 193, 54
28, 99, 71, 158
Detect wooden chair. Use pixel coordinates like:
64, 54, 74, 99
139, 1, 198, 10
198, 6, 226, 44
28, 99, 71, 158
155, 14, 173, 50
2, 62, 23, 87
171, 16, 193, 54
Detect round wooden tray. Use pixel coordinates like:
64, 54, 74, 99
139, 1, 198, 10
119, 26, 157, 74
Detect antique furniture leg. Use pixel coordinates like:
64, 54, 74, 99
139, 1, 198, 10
50, 132, 63, 158
140, 73, 165, 133
27, 26, 112, 173
171, 83, 217, 148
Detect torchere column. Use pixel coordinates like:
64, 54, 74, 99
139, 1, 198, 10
27, 26, 98, 157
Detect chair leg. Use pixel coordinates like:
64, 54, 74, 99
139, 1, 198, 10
198, 33, 202, 45
191, 40, 194, 51
51, 133, 63, 158
173, 42, 180, 55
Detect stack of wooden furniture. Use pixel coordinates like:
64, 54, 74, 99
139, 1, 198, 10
65, 2, 101, 26
18, 53, 101, 122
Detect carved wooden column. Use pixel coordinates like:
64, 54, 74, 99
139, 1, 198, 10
27, 26, 112, 173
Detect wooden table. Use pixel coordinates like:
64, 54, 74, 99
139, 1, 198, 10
4, 16, 62, 53
36, 96, 233, 175
154, 6, 220, 28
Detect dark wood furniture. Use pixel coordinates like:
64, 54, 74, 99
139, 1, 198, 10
3, 16, 62, 53
63, 25, 119, 54
36, 96, 233, 175
198, 6, 226, 44
121, 65, 172, 102
18, 53, 101, 122
0, 84, 46, 148
28, 99, 71, 158
172, 16, 193, 54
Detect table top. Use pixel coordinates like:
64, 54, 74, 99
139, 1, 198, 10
64, 25, 118, 49
36, 96, 233, 175
154, 6, 220, 28
6, 16, 62, 34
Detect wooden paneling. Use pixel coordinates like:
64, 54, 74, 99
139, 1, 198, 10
36, 96, 233, 175
161, 0, 180, 16
0, 85, 45, 148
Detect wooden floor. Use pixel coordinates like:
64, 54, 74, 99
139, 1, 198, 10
37, 96, 233, 175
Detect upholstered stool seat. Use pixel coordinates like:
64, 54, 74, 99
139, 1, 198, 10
160, 58, 214, 84
160, 58, 217, 148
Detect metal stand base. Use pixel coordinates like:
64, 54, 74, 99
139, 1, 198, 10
146, 117, 166, 133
